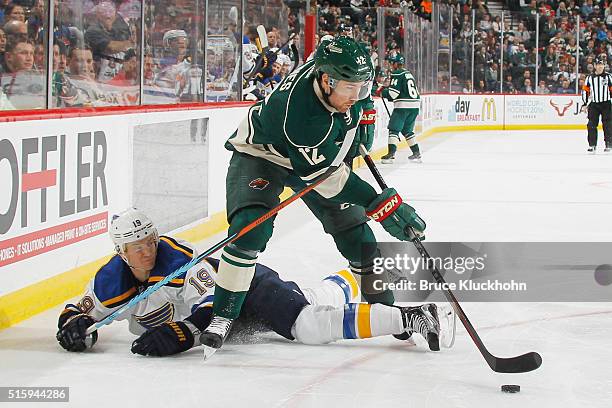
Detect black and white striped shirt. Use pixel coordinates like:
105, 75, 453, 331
582, 72, 612, 105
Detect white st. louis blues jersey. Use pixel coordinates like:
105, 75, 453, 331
59, 236, 218, 335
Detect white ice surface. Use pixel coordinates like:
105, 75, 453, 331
1, 130, 612, 407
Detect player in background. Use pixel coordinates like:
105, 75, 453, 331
199, 36, 427, 352
56, 209, 452, 356
580, 57, 612, 153
376, 54, 422, 163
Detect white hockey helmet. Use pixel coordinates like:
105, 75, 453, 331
109, 208, 158, 253
163, 30, 188, 47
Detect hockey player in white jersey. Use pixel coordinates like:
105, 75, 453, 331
56, 209, 454, 356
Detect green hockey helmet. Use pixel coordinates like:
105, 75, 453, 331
314, 36, 373, 83
388, 54, 405, 65
314, 36, 373, 99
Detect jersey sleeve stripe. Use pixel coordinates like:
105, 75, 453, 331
160, 236, 193, 257
101, 286, 137, 308
313, 164, 351, 198
147, 276, 185, 286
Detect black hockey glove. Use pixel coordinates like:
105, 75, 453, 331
56, 314, 98, 352
131, 321, 198, 357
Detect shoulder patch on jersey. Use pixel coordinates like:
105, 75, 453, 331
93, 255, 138, 308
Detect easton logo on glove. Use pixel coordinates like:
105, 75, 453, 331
366, 193, 402, 221
360, 109, 376, 125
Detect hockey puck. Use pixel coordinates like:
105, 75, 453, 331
501, 385, 520, 393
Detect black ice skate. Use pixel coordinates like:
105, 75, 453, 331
605, 144, 611, 153
381, 152, 395, 164
200, 315, 233, 359
588, 146, 596, 154
398, 303, 440, 351
408, 153, 422, 163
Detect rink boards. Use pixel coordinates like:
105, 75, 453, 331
0, 93, 591, 329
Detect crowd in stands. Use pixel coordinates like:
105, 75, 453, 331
315, 0, 611, 94
4, 0, 608, 110
0, 0, 251, 109
447, 0, 608, 93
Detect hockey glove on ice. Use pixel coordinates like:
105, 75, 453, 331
131, 321, 197, 357
56, 314, 98, 352
366, 188, 426, 241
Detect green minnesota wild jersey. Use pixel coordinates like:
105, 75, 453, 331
382, 69, 420, 109
226, 59, 376, 206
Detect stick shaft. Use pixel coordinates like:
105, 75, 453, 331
86, 165, 336, 335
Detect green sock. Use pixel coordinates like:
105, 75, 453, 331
388, 144, 397, 155
213, 286, 248, 319
410, 144, 420, 155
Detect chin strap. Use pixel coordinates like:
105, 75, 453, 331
316, 72, 335, 107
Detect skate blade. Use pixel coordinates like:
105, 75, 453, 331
381, 159, 394, 164
408, 158, 423, 163
437, 304, 457, 349
202, 345, 219, 361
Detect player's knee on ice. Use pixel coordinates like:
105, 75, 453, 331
229, 206, 275, 251
291, 305, 339, 345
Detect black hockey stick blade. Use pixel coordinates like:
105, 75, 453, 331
486, 351, 542, 373
359, 148, 543, 374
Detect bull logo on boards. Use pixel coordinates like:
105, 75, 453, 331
549, 99, 574, 117
249, 178, 270, 190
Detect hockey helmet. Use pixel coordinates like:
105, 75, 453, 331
388, 53, 405, 65
314, 36, 373, 99
109, 208, 158, 253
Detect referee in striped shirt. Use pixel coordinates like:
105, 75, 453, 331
581, 57, 612, 153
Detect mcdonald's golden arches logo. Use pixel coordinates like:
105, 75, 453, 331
481, 98, 497, 121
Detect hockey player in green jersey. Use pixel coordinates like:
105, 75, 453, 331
200, 36, 427, 352
376, 54, 422, 163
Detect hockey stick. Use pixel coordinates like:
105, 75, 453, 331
246, 27, 297, 82
380, 96, 392, 117
358, 145, 543, 374
86, 165, 338, 336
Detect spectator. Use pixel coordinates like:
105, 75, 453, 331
3, 4, 25, 24
479, 14, 492, 32
143, 54, 156, 86
581, 0, 594, 17
67, 47, 94, 80
3, 20, 28, 43
514, 22, 531, 43
537, 79, 551, 94
557, 2, 569, 17
108, 48, 138, 86
27, 0, 45, 43
85, 0, 133, 82
33, 42, 44, 71
3, 39, 33, 73
503, 73, 516, 93
0, 39, 44, 109
522, 78, 535, 93
556, 78, 574, 93
511, 43, 529, 72
485, 62, 498, 91
492, 15, 502, 33
0, 0, 10, 26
